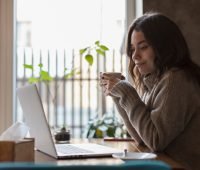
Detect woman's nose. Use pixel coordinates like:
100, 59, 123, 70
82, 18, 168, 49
132, 49, 140, 61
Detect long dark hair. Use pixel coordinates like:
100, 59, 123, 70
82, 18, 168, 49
126, 12, 200, 92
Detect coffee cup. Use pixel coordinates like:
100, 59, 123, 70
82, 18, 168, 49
100, 72, 122, 79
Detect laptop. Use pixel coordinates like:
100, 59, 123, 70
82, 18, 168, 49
16, 84, 122, 159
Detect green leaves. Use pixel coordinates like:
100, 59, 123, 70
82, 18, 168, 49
99, 45, 109, 51
64, 67, 80, 79
23, 63, 78, 84
95, 41, 109, 56
40, 70, 53, 82
79, 41, 109, 66
79, 47, 88, 55
24, 40, 110, 84
85, 54, 93, 66
23, 64, 33, 70
84, 113, 124, 138
28, 77, 40, 84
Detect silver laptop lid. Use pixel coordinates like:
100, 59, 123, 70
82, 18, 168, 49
17, 84, 122, 159
17, 84, 57, 158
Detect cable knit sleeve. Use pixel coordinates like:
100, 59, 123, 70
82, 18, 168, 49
110, 71, 194, 152
112, 97, 143, 145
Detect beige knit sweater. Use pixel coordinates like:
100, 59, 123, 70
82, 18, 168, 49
111, 68, 200, 170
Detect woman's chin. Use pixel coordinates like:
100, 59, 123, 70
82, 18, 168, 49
138, 69, 146, 75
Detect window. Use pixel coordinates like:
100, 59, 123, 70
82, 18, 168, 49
15, 0, 139, 137
16, 0, 126, 49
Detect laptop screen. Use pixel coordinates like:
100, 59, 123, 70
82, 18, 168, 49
17, 84, 57, 158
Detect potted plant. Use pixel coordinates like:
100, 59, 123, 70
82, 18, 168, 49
84, 113, 127, 138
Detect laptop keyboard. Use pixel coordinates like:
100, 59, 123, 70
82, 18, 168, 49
56, 145, 94, 154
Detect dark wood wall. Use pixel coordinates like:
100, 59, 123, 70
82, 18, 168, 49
143, 0, 200, 65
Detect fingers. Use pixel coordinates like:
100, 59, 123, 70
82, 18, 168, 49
102, 86, 110, 96
100, 78, 111, 96
99, 72, 125, 96
100, 73, 111, 80
100, 72, 104, 80
99, 79, 108, 87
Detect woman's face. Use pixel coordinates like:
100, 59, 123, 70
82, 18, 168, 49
131, 30, 156, 75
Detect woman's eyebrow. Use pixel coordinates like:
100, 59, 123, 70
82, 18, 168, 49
138, 40, 147, 45
131, 40, 147, 47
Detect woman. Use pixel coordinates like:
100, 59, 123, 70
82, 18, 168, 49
100, 12, 200, 170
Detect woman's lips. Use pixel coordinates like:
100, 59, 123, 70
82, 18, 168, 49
135, 63, 145, 67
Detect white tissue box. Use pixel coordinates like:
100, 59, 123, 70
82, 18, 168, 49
0, 138, 34, 162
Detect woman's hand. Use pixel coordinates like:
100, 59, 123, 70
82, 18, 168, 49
99, 72, 125, 96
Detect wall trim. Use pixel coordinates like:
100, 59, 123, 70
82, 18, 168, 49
0, 0, 14, 133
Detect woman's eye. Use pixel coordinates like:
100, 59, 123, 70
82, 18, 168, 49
140, 45, 148, 50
